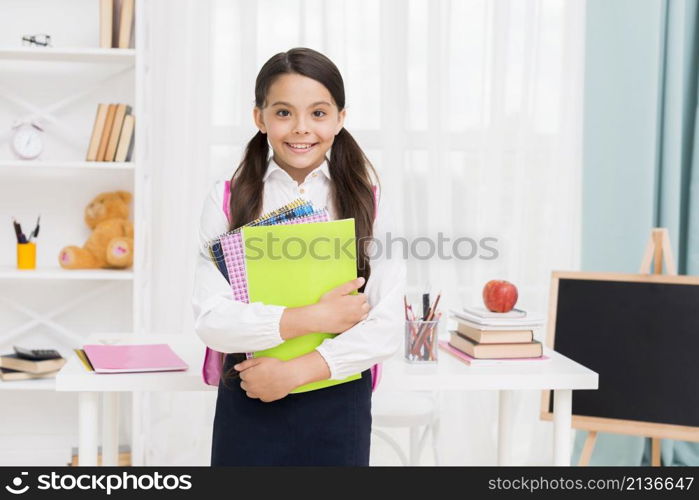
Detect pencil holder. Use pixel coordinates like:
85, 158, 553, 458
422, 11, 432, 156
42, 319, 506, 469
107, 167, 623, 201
17, 242, 36, 270
405, 319, 440, 363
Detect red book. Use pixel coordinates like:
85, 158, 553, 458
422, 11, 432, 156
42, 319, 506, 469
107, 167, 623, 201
439, 340, 550, 366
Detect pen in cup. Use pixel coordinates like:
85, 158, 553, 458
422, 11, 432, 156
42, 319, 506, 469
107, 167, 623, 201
27, 215, 41, 242
12, 218, 26, 244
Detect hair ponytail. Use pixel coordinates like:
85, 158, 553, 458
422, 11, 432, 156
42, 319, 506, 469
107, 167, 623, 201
228, 130, 268, 230
329, 128, 377, 288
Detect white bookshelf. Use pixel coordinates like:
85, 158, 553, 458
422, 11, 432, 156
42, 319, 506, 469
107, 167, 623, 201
0, 0, 154, 466
0, 47, 135, 63
0, 267, 134, 280
0, 160, 135, 171
0, 0, 151, 390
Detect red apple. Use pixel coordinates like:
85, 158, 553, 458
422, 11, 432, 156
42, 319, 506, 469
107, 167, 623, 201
483, 280, 518, 312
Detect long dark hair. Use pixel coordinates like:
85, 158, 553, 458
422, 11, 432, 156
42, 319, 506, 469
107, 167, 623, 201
223, 48, 378, 385
229, 47, 377, 282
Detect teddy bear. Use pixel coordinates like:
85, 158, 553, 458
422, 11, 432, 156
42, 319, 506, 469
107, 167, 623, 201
58, 190, 134, 270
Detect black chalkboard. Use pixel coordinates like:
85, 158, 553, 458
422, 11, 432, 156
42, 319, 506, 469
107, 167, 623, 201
548, 275, 699, 428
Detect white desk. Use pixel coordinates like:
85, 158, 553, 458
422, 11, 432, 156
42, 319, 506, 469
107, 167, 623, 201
379, 348, 598, 465
56, 335, 597, 466
55, 335, 215, 466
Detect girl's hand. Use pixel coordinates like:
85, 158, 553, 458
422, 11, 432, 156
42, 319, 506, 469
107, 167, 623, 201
235, 357, 296, 402
315, 277, 371, 333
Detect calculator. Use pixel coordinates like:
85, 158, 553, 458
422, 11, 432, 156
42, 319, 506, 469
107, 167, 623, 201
13, 346, 62, 360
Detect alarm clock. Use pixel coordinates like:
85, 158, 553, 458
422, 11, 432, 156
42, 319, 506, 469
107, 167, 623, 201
10, 121, 44, 160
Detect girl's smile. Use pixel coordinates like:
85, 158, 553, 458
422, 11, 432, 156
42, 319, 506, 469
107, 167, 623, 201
284, 142, 318, 154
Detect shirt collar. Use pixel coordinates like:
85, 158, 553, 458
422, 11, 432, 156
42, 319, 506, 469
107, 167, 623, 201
263, 157, 331, 183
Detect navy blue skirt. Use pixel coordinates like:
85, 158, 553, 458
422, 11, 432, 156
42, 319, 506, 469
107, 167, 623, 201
211, 354, 372, 466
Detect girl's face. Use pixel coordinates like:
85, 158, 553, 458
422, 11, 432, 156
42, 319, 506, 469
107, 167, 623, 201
254, 73, 345, 182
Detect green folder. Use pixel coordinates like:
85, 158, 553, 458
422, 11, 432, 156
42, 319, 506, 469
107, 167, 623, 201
242, 219, 361, 393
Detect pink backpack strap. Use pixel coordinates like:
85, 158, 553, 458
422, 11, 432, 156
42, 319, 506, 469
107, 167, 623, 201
202, 180, 232, 387
222, 180, 232, 222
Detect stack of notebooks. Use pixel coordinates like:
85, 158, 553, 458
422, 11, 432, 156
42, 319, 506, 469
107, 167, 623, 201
208, 198, 360, 393
440, 306, 549, 366
86, 103, 135, 162
0, 348, 66, 382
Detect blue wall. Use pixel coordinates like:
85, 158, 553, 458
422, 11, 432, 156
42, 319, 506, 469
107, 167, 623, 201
582, 0, 664, 272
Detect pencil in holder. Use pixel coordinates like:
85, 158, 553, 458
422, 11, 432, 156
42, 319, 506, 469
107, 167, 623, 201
405, 319, 440, 363
17, 242, 36, 270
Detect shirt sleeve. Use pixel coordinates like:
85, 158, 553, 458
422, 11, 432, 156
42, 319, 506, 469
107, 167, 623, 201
315, 187, 407, 380
191, 181, 286, 353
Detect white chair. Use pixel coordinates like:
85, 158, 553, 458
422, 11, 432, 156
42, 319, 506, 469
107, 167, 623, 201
371, 390, 440, 465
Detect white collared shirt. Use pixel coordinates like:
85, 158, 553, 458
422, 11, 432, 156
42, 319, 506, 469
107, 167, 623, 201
192, 157, 406, 380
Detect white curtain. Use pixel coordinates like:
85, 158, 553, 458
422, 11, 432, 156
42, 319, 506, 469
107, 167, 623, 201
141, 0, 215, 465
144, 0, 585, 465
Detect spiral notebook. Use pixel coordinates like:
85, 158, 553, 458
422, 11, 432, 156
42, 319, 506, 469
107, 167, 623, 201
215, 208, 330, 303
209, 198, 329, 302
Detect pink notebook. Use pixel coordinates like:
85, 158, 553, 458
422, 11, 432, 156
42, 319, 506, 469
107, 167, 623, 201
83, 344, 188, 373
438, 340, 550, 366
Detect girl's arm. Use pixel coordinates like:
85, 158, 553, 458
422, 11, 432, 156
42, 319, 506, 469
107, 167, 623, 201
281, 277, 370, 337
192, 182, 368, 353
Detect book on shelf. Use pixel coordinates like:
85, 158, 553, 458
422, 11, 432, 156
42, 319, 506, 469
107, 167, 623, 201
114, 114, 135, 162
118, 0, 135, 49
86, 104, 109, 161
0, 353, 66, 374
97, 104, 117, 161
455, 321, 533, 344
448, 330, 543, 359
101, 0, 135, 49
99, 0, 113, 49
439, 340, 550, 366
87, 104, 134, 162
105, 104, 131, 161
462, 305, 527, 319
0, 367, 59, 382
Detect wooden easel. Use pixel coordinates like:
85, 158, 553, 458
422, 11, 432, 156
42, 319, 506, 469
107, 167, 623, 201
578, 228, 677, 466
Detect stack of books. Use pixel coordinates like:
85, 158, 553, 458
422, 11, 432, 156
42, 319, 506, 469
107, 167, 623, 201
86, 103, 135, 162
0, 350, 66, 382
441, 306, 548, 366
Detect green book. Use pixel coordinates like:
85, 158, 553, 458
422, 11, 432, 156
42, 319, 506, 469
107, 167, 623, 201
242, 219, 361, 393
